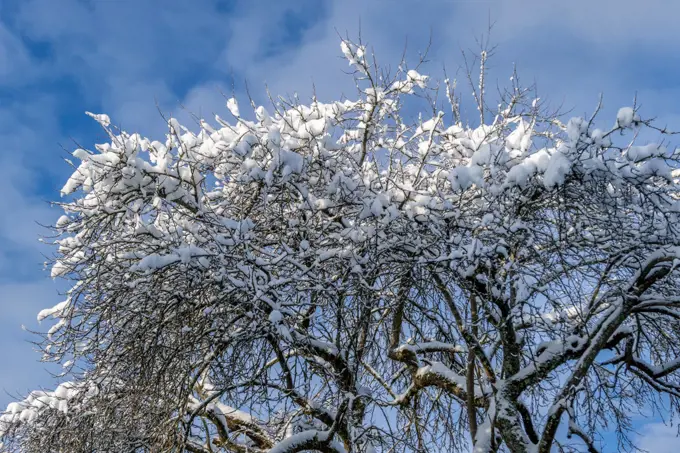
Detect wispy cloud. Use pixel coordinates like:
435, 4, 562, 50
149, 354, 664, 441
636, 421, 680, 453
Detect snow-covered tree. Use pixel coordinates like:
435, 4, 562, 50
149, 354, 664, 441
3, 38, 680, 453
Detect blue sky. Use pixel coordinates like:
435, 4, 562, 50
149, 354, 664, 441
1, 0, 679, 451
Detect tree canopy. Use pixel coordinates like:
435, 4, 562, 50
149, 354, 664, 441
2, 38, 680, 453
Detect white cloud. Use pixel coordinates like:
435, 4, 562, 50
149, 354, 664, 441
0, 22, 33, 82
636, 422, 680, 453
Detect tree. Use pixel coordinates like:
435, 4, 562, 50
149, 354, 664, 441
2, 37, 680, 453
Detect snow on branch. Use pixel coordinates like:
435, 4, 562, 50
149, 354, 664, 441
3, 36, 680, 453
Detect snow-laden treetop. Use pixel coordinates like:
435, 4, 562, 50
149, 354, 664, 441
2, 39, 680, 453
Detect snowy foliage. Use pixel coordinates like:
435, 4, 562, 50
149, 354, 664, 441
3, 38, 680, 453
